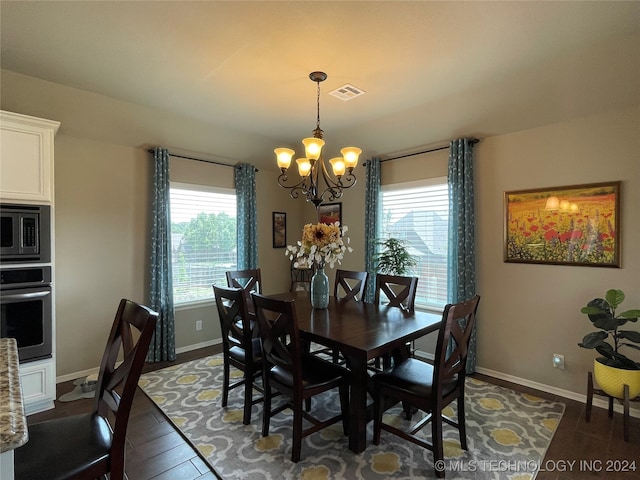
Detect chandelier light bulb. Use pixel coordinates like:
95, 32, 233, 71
302, 137, 325, 161
340, 147, 362, 169
275, 148, 295, 170
329, 157, 346, 176
296, 158, 312, 177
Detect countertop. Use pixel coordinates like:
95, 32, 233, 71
0, 338, 28, 453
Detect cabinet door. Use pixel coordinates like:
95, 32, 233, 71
19, 359, 56, 415
0, 111, 60, 204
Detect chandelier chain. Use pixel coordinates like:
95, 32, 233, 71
316, 80, 321, 133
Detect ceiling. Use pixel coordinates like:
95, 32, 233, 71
1, 1, 639, 169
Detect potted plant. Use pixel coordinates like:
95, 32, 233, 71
374, 237, 417, 275
578, 289, 640, 398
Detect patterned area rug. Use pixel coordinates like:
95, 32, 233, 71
138, 355, 565, 480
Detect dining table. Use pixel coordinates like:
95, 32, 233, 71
266, 291, 442, 454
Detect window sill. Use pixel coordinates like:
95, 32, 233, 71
174, 299, 215, 311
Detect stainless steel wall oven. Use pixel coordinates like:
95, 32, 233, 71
0, 266, 52, 363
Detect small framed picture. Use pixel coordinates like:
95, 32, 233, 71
272, 212, 286, 248
318, 202, 342, 225
504, 181, 620, 267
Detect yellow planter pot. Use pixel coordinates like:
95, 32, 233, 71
593, 359, 640, 399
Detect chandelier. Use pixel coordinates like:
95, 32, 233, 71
275, 71, 361, 208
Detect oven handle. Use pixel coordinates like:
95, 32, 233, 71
2, 290, 50, 301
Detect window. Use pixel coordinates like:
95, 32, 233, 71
170, 183, 237, 305
380, 178, 448, 310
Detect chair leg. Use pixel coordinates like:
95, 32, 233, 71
291, 400, 303, 462
372, 385, 383, 445
243, 373, 253, 425
339, 383, 350, 435
432, 410, 445, 478
222, 359, 230, 407
262, 375, 272, 437
457, 394, 468, 450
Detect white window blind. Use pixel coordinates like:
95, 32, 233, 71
170, 183, 237, 305
380, 178, 449, 310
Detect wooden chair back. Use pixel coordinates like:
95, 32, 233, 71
251, 293, 302, 390
334, 269, 368, 302
226, 268, 262, 294
213, 285, 253, 356
94, 299, 158, 474
374, 274, 419, 311
433, 295, 480, 400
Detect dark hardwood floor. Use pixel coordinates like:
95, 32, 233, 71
27, 346, 639, 480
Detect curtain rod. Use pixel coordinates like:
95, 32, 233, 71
381, 138, 479, 163
147, 149, 258, 171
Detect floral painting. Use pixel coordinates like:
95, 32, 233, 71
504, 182, 620, 267
318, 202, 342, 225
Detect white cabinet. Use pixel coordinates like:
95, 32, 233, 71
0, 111, 60, 204
1, 110, 59, 415
19, 359, 56, 415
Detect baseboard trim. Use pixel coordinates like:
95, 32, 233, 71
57, 338, 222, 384
175, 339, 221, 355
474, 365, 640, 418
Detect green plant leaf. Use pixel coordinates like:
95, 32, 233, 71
619, 309, 640, 320
592, 316, 621, 331
578, 331, 608, 349
605, 289, 625, 309
618, 330, 640, 343
595, 343, 615, 359
608, 351, 640, 370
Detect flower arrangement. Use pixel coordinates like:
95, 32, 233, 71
285, 222, 352, 268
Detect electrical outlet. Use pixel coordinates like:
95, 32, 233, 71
195, 320, 203, 331
552, 353, 565, 370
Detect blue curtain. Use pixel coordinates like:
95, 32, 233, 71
447, 138, 477, 373
235, 163, 258, 270
364, 157, 381, 303
147, 147, 176, 362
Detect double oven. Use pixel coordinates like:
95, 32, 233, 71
0, 203, 53, 363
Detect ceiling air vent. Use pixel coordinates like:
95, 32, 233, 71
329, 84, 365, 101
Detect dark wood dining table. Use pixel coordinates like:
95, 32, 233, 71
266, 291, 442, 454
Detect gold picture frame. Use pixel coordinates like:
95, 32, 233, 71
504, 181, 620, 267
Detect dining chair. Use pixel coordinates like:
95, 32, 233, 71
314, 269, 369, 363
371, 294, 480, 479
14, 299, 158, 480
374, 273, 419, 311
226, 268, 262, 295
289, 259, 314, 292
334, 269, 368, 302
251, 292, 350, 463
373, 274, 420, 369
213, 284, 264, 425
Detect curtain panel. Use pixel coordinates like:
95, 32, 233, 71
364, 157, 381, 303
447, 138, 477, 373
235, 163, 258, 270
147, 147, 176, 362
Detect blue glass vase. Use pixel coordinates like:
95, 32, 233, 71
311, 265, 329, 309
